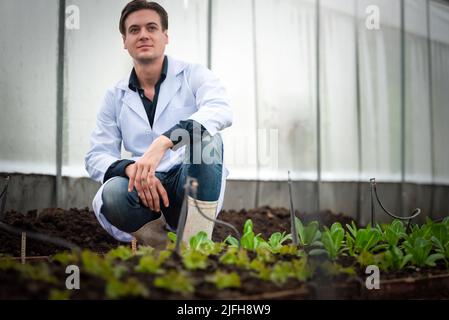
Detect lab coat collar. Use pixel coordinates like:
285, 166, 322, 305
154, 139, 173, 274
118, 56, 187, 126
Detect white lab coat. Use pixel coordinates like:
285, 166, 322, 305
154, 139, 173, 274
85, 56, 232, 242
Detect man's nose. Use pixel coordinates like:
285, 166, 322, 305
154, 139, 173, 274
138, 28, 150, 40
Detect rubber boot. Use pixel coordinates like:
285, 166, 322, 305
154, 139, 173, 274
182, 196, 218, 243
132, 213, 168, 250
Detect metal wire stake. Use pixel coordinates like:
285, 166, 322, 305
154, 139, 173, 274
0, 176, 10, 221
175, 177, 193, 255
370, 178, 376, 227
288, 171, 299, 245
370, 178, 421, 228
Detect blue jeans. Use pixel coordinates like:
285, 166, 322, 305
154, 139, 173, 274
101, 134, 223, 233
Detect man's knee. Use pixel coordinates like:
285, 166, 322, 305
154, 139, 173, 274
102, 177, 160, 233
102, 177, 130, 212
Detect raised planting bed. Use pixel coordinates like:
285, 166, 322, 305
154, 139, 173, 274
0, 208, 121, 256
0, 207, 448, 300
0, 207, 353, 257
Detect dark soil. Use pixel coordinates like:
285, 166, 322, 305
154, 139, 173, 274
213, 206, 355, 242
0, 208, 121, 257
0, 206, 353, 257
0, 207, 448, 300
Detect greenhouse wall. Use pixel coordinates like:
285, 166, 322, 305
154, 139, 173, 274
1, 0, 449, 223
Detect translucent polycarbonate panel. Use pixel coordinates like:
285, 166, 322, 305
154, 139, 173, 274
405, 0, 429, 38
63, 0, 208, 177
430, 0, 449, 44
211, 0, 258, 180
320, 0, 354, 15
404, 0, 432, 183
0, 0, 58, 174
160, 0, 208, 65
253, 0, 318, 181
357, 0, 402, 181
63, 0, 130, 177
359, 0, 401, 28
320, 0, 359, 181
430, 1, 449, 184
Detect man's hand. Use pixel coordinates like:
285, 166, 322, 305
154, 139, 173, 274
126, 163, 169, 212
126, 136, 173, 211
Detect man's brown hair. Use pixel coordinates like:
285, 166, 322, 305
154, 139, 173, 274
119, 0, 168, 35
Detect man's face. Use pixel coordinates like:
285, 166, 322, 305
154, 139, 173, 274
123, 9, 168, 64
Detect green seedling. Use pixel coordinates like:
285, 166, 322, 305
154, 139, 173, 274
321, 222, 345, 260
154, 270, 194, 294
206, 271, 241, 289
267, 231, 293, 253
295, 217, 322, 248
106, 277, 149, 299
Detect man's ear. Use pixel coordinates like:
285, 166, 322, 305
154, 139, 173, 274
122, 35, 127, 49
164, 31, 169, 45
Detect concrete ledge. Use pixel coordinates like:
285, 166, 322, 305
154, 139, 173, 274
1, 173, 448, 224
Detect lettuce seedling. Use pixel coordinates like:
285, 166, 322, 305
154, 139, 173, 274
182, 250, 208, 270
255, 247, 275, 263
206, 271, 241, 289
249, 259, 271, 281
321, 222, 345, 260
291, 258, 315, 281
279, 244, 300, 256
345, 222, 383, 256
408, 220, 433, 241
105, 246, 134, 262
225, 220, 270, 251
0, 258, 57, 284
81, 250, 127, 280
189, 231, 212, 249
106, 277, 149, 299
219, 247, 250, 267
18, 263, 58, 284
434, 218, 449, 266
294, 217, 322, 248
378, 246, 410, 272
240, 220, 270, 251
269, 259, 314, 284
135, 250, 171, 274
431, 234, 449, 267
356, 250, 378, 267
154, 270, 194, 294
381, 220, 406, 248
268, 232, 293, 253
189, 231, 223, 255
270, 261, 295, 285
224, 235, 239, 248
317, 260, 356, 277
403, 236, 444, 267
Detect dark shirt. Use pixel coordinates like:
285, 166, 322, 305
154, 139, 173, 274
128, 56, 168, 128
103, 57, 208, 183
